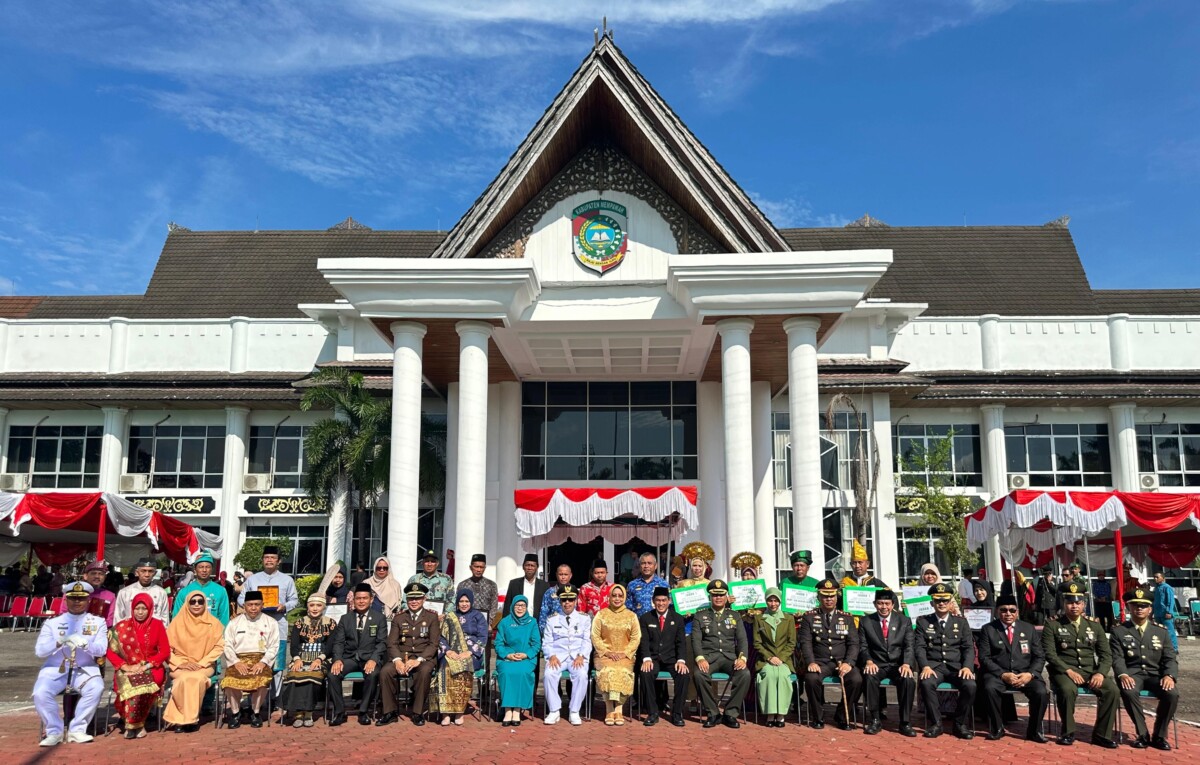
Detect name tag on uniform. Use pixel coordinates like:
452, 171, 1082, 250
369, 625, 377, 636
1019, 640, 1030, 654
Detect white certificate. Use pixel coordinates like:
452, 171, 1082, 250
670, 584, 711, 616
425, 601, 444, 615
730, 579, 767, 611
904, 596, 934, 619
902, 585, 929, 604
325, 604, 348, 621
842, 586, 878, 615
964, 608, 992, 631
782, 584, 817, 614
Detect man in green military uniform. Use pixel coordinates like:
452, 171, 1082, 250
780, 549, 818, 589
407, 550, 454, 612
1043, 581, 1119, 748
690, 579, 751, 729
797, 578, 862, 730
1110, 587, 1179, 750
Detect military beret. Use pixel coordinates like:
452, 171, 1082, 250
928, 582, 954, 600
556, 584, 578, 600
790, 550, 813, 565
706, 579, 729, 596
816, 578, 839, 595
653, 586, 671, 599
244, 590, 264, 603
404, 582, 429, 598
1124, 587, 1152, 605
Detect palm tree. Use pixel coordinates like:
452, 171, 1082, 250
301, 367, 446, 566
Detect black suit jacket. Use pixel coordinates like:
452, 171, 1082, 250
330, 609, 388, 664
914, 614, 973, 672
978, 619, 1045, 676
858, 611, 915, 668
503, 576, 550, 618
637, 608, 687, 666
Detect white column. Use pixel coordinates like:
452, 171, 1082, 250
1109, 403, 1139, 491
388, 321, 426, 581
219, 406, 249, 575
441, 383, 460, 570
0, 407, 9, 471
108, 317, 129, 374
1107, 314, 1131, 372
493, 382, 521, 587
453, 321, 492, 567
751, 381, 776, 578
98, 406, 128, 493
229, 316, 250, 374
325, 409, 350, 568
784, 317, 824, 576
980, 404, 1007, 578
870, 394, 900, 585
695, 381, 728, 575
717, 318, 756, 561
980, 314, 1001, 370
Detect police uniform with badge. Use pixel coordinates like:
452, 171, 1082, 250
797, 578, 862, 729
33, 582, 109, 746
690, 579, 751, 728
1110, 587, 1179, 750
1042, 580, 1119, 747
377, 582, 441, 725
914, 583, 976, 738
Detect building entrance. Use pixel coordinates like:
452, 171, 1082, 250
546, 538, 603, 587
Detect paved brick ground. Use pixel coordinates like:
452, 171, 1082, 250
3, 704, 1193, 765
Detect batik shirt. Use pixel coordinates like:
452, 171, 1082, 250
408, 571, 454, 611
626, 575, 670, 616
539, 587, 565, 632
455, 576, 499, 625
578, 581, 615, 616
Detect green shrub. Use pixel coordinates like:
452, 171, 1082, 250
232, 537, 295, 573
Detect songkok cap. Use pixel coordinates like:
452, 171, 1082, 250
63, 581, 94, 599
262, 546, 280, 556
556, 584, 578, 601
404, 582, 429, 599
591, 559, 609, 571
193, 550, 215, 566
523, 553, 539, 565
353, 582, 374, 594
470, 554, 487, 564
244, 590, 264, 603
652, 586, 671, 599
1124, 587, 1152, 605
995, 594, 1019, 608
816, 578, 840, 596
1062, 581, 1087, 601
790, 550, 813, 565
850, 540, 869, 562
135, 557, 158, 569
706, 579, 729, 596
84, 560, 107, 573
874, 588, 897, 603
928, 583, 954, 600
307, 593, 327, 605
421, 549, 439, 562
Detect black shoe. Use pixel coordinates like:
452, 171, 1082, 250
250, 712, 263, 729
375, 712, 397, 726
1025, 730, 1047, 744
955, 724, 974, 740
1057, 733, 1074, 746
1090, 736, 1118, 750
183, 723, 199, 734
836, 719, 853, 731
703, 715, 720, 729
985, 729, 1004, 741
226, 712, 241, 730
899, 723, 917, 738
864, 719, 881, 735
722, 714, 740, 729
173, 725, 184, 734
357, 713, 373, 726
670, 717, 685, 727
811, 719, 825, 730
412, 715, 425, 726
643, 715, 659, 727
924, 725, 942, 738
1151, 737, 1172, 751
328, 714, 346, 727
1130, 735, 1149, 749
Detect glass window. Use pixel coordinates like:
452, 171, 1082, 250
520, 382, 697, 480
126, 424, 225, 489
241, 425, 311, 489
1137, 423, 1200, 486
5, 424, 103, 488
893, 424, 982, 488
1005, 424, 1111, 488
244, 525, 324, 576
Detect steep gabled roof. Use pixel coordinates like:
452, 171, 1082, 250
1093, 289, 1200, 316
433, 36, 788, 260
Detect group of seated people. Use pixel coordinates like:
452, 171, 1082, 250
31, 546, 1181, 754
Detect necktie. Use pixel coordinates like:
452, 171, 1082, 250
882, 617, 889, 639
1006, 625, 1013, 644
660, 614, 666, 632
824, 613, 831, 631
358, 614, 365, 632
565, 615, 570, 626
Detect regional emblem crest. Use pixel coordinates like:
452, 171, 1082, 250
571, 200, 628, 275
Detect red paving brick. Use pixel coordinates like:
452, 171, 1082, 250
2, 707, 1194, 765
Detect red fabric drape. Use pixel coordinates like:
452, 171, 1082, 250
514, 486, 698, 511
1114, 491, 1200, 532
1147, 543, 1200, 569
32, 542, 93, 566
17, 492, 105, 528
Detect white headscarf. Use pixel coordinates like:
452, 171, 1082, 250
366, 556, 401, 616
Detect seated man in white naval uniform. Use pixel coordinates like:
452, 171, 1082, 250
34, 581, 109, 746
541, 585, 592, 726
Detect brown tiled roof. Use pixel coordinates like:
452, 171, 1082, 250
0, 296, 45, 318
780, 226, 1097, 316
1092, 289, 1200, 316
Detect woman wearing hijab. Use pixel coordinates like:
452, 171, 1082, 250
366, 556, 402, 618
753, 588, 796, 727
494, 594, 540, 726
163, 591, 225, 732
282, 594, 337, 727
591, 583, 641, 726
970, 580, 995, 610
918, 562, 960, 615
431, 589, 488, 725
107, 592, 170, 738
324, 567, 350, 605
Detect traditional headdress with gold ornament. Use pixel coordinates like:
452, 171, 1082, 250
731, 551, 763, 575
680, 541, 715, 564
850, 539, 869, 562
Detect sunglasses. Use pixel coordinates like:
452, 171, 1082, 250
997, 607, 1018, 613
1130, 603, 1151, 608
188, 599, 205, 605
375, 566, 389, 570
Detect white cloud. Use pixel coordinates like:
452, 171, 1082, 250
750, 192, 850, 228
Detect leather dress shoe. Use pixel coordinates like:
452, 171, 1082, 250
670, 717, 685, 727
1151, 737, 1172, 751
863, 719, 882, 735
357, 713, 373, 726
985, 729, 1004, 741
375, 712, 397, 726
924, 726, 942, 739
954, 724, 974, 740
898, 723, 917, 738
250, 712, 263, 729
327, 714, 346, 727
1090, 735, 1118, 750
1025, 730, 1047, 744
1130, 735, 1149, 749
811, 719, 825, 730
722, 715, 740, 729
226, 712, 242, 730
412, 715, 425, 726
643, 715, 659, 727
1057, 733, 1074, 746
703, 715, 720, 729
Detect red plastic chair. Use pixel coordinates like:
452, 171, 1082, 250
0, 596, 28, 631
19, 597, 46, 631
28, 597, 62, 630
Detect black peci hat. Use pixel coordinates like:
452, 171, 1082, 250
470, 554, 486, 564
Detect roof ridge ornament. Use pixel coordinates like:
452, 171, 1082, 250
166, 221, 191, 233
328, 216, 372, 231
846, 213, 889, 228
1043, 215, 1070, 229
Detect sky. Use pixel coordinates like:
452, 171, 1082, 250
0, 0, 1196, 298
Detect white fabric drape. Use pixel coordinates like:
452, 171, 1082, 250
966, 491, 1127, 551
514, 487, 697, 538
520, 521, 687, 551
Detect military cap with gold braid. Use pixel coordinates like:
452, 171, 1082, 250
816, 578, 840, 595
706, 579, 729, 596
556, 584, 578, 601
928, 582, 954, 600
1124, 587, 1152, 605
1062, 581, 1087, 602
403, 582, 429, 598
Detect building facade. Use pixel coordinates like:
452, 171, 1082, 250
2, 39, 1199, 586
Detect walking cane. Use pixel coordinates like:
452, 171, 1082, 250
839, 664, 851, 729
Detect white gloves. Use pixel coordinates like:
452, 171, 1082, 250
62, 634, 89, 649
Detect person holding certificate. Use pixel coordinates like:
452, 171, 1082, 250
797, 578, 862, 730
238, 545, 298, 681
858, 588, 916, 737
